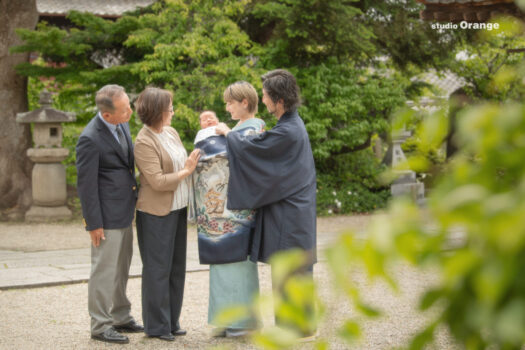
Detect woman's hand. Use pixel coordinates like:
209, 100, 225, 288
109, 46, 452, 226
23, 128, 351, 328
215, 122, 231, 137
183, 149, 201, 175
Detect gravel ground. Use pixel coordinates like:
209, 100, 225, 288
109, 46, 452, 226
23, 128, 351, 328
0, 214, 459, 349
0, 262, 458, 349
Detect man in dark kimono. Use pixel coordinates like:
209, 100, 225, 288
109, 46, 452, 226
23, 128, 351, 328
216, 69, 317, 338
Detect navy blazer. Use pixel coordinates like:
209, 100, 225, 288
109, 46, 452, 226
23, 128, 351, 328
76, 115, 138, 231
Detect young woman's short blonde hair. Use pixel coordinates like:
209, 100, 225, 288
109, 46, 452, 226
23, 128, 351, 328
223, 81, 258, 114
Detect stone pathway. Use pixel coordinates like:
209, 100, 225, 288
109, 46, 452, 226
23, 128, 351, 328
0, 215, 371, 289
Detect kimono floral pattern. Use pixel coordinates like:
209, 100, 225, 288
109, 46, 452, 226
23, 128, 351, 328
194, 156, 255, 239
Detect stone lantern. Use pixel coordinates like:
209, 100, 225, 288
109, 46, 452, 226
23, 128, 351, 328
390, 128, 425, 205
16, 90, 76, 221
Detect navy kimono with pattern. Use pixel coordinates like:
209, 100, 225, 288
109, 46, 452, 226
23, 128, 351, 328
225, 110, 317, 263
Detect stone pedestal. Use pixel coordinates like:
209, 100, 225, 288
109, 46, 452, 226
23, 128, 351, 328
25, 205, 72, 222
391, 171, 425, 205
25, 148, 71, 222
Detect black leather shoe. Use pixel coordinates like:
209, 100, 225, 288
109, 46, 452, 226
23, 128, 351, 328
172, 328, 187, 336
91, 327, 129, 344
149, 334, 175, 341
114, 320, 144, 333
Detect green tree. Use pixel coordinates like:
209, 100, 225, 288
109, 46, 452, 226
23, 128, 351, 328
448, 18, 525, 101
245, 0, 376, 66
358, 0, 459, 71
12, 0, 262, 147
241, 0, 439, 212
325, 32, 525, 349
244, 0, 459, 71
11, 0, 463, 214
297, 61, 406, 214
398, 17, 525, 191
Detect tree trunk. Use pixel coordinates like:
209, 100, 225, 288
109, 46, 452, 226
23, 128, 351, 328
0, 0, 38, 218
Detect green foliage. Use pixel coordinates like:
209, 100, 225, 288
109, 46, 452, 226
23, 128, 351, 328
250, 249, 323, 349
248, 0, 376, 66
296, 61, 405, 213
26, 63, 89, 187
448, 17, 525, 101
316, 151, 391, 215
126, 0, 263, 147
208, 249, 324, 349
324, 55, 525, 348
13, 0, 422, 214
13, 0, 263, 133
390, 106, 450, 190
252, 326, 301, 350
298, 60, 405, 162
246, 0, 459, 72
211, 305, 252, 330
359, 0, 460, 71
18, 0, 265, 190
394, 17, 525, 191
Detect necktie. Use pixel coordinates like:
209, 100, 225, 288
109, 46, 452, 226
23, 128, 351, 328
116, 125, 129, 157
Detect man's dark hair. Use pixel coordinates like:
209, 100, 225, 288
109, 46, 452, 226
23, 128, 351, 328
261, 69, 301, 112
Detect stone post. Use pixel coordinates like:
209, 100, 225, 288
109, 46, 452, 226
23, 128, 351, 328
16, 90, 76, 221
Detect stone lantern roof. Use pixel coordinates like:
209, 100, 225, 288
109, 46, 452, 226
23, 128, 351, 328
16, 90, 75, 124
416, 0, 525, 22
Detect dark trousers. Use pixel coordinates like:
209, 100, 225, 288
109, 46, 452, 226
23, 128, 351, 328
136, 208, 187, 336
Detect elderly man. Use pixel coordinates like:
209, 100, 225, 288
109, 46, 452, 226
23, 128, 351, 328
76, 84, 143, 344
216, 69, 317, 339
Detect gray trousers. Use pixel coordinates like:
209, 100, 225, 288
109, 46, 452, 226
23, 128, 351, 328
88, 225, 134, 335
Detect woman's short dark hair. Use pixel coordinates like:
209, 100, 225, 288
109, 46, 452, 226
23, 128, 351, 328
261, 69, 301, 112
135, 87, 173, 127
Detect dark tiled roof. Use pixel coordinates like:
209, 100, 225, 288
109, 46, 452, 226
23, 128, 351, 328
416, 0, 524, 22
37, 0, 156, 17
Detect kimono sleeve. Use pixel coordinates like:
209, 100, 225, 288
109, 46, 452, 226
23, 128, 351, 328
226, 122, 313, 210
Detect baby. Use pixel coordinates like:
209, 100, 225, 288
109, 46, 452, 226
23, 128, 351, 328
194, 110, 219, 144
194, 111, 219, 144
199, 110, 219, 129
